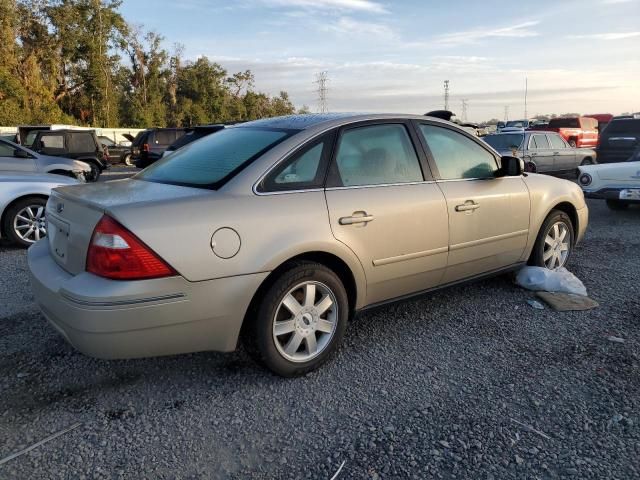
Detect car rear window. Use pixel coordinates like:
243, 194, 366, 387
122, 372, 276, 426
136, 127, 296, 188
68, 132, 96, 153
549, 118, 579, 128
602, 119, 640, 135
484, 134, 523, 150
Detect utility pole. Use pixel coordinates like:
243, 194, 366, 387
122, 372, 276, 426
524, 77, 528, 120
504, 105, 510, 121
444, 80, 450, 111
314, 71, 329, 113
461, 99, 469, 122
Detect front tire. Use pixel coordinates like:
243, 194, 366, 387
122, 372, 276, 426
606, 199, 629, 211
530, 210, 574, 270
123, 154, 133, 166
246, 262, 349, 377
2, 197, 48, 248
86, 162, 101, 182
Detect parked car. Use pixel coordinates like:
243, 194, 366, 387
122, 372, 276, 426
483, 131, 596, 175
28, 113, 588, 377
162, 125, 225, 158
530, 117, 599, 148
98, 136, 133, 166
0, 138, 90, 181
131, 128, 187, 168
499, 119, 532, 133
1, 172, 78, 247
595, 115, 640, 164
585, 113, 613, 133
578, 149, 640, 210
28, 129, 108, 181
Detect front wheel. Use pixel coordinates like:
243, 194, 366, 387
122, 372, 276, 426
246, 262, 349, 377
606, 199, 629, 211
123, 154, 133, 166
530, 210, 574, 270
85, 163, 101, 182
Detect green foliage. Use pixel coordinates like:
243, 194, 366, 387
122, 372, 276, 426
0, 0, 296, 127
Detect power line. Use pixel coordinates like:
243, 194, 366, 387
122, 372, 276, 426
443, 80, 450, 111
504, 105, 510, 121
314, 71, 329, 113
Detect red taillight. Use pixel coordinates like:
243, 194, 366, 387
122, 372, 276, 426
142, 143, 149, 153
86, 216, 176, 280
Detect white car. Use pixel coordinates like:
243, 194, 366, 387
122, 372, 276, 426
578, 150, 640, 210
0, 172, 78, 247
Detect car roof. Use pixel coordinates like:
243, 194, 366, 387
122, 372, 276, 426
234, 113, 454, 131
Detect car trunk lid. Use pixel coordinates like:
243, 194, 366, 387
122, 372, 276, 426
45, 179, 212, 275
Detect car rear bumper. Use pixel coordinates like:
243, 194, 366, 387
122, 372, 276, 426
28, 240, 268, 359
583, 187, 640, 202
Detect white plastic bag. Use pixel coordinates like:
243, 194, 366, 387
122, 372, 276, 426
515, 267, 587, 296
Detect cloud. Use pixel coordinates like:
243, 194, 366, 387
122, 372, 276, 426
567, 31, 640, 40
258, 0, 388, 13
320, 17, 395, 38
601, 0, 635, 3
436, 21, 540, 46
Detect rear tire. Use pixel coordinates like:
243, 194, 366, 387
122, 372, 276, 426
123, 154, 133, 166
2, 196, 48, 248
245, 262, 349, 377
86, 162, 101, 182
568, 139, 577, 148
606, 199, 629, 211
530, 210, 574, 270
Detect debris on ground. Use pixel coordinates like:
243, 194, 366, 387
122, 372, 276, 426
0, 423, 82, 466
515, 267, 588, 296
536, 292, 599, 311
527, 299, 545, 310
607, 336, 626, 343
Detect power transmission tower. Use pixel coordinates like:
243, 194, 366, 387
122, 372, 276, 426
443, 80, 450, 111
504, 105, 510, 121
461, 99, 469, 122
524, 77, 528, 119
314, 71, 329, 113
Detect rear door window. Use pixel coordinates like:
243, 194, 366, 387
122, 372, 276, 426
529, 134, 550, 150
329, 124, 423, 187
154, 130, 175, 145
548, 135, 567, 149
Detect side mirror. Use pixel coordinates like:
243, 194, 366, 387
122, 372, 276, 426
13, 149, 30, 159
499, 155, 524, 176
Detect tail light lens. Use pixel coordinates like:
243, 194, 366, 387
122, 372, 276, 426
142, 143, 149, 153
86, 216, 176, 280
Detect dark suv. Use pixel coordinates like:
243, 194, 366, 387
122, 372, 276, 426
132, 128, 187, 168
161, 125, 225, 158
28, 130, 107, 181
597, 115, 640, 163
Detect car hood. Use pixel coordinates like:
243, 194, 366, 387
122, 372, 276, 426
0, 171, 79, 185
580, 160, 640, 181
36, 154, 92, 171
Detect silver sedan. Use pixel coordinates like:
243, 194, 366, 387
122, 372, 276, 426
28, 114, 588, 376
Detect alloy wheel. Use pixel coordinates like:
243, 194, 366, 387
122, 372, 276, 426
13, 205, 46, 244
543, 221, 570, 269
272, 281, 338, 362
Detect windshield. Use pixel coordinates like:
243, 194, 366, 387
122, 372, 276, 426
136, 127, 296, 188
505, 120, 527, 128
484, 134, 524, 151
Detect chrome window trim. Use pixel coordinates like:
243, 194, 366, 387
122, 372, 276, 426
436, 176, 523, 183
325, 180, 436, 191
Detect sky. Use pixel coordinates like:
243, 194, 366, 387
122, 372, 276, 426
120, 0, 640, 122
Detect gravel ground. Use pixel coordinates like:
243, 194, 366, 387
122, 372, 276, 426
0, 199, 638, 479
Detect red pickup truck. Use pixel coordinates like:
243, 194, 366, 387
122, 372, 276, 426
529, 117, 599, 148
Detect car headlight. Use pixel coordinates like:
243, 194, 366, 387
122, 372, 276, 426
579, 173, 592, 186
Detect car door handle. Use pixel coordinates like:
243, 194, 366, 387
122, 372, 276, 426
339, 212, 374, 225
455, 202, 480, 212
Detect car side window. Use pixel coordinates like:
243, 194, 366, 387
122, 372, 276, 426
330, 124, 423, 187
40, 135, 65, 150
259, 133, 334, 192
529, 134, 550, 150
418, 124, 497, 180
548, 135, 567, 150
69, 133, 96, 153
0, 142, 15, 157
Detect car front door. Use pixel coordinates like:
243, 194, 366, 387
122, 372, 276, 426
0, 140, 37, 172
415, 122, 531, 284
324, 122, 449, 305
548, 134, 576, 172
525, 133, 555, 172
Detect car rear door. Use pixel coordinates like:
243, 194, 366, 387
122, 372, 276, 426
548, 134, 577, 172
324, 121, 449, 305
525, 133, 555, 172
415, 121, 530, 284
0, 141, 37, 172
